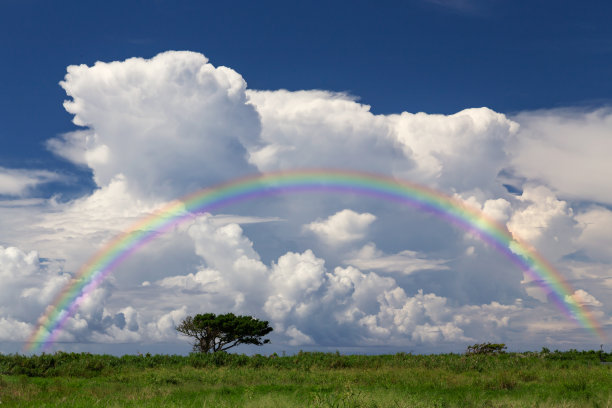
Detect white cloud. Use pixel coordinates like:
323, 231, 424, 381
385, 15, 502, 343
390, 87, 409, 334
565, 289, 603, 308
203, 214, 283, 226
247, 90, 518, 196
187, 214, 267, 278
575, 206, 612, 262
49, 51, 262, 199
0, 167, 63, 197
304, 209, 376, 245
344, 243, 448, 275
390, 108, 518, 191
145, 306, 189, 342
2, 51, 611, 352
247, 90, 402, 174
46, 130, 108, 167
357, 287, 472, 344
510, 108, 612, 205
504, 186, 582, 302
0, 245, 71, 342
5, 175, 160, 273
157, 268, 225, 293
0, 317, 32, 342
507, 185, 577, 258
482, 198, 512, 224
411, 322, 466, 343
0, 245, 39, 278
270, 250, 325, 297
151, 221, 538, 349
455, 300, 527, 343
285, 326, 315, 346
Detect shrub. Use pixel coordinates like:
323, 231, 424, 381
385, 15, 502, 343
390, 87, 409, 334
466, 342, 507, 355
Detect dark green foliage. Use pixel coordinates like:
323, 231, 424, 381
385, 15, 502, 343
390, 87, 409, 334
466, 342, 507, 355
1, 350, 611, 407
176, 313, 273, 353
1, 348, 611, 378
542, 348, 612, 362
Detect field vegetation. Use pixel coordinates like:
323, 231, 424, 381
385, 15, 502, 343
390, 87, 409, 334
0, 348, 611, 407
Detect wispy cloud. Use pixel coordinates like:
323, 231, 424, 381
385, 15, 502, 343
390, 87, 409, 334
0, 167, 64, 197
345, 243, 449, 275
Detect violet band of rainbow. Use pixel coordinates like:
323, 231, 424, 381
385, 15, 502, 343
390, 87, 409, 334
26, 170, 606, 352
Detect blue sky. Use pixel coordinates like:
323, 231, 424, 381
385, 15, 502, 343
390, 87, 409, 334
1, 1, 611, 354
3, 1, 612, 171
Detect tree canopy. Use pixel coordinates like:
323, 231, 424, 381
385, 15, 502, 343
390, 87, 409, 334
176, 313, 273, 353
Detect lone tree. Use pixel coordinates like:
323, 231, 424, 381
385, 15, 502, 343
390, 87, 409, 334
176, 313, 273, 353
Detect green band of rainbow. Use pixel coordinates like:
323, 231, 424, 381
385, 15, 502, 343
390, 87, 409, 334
25, 170, 606, 352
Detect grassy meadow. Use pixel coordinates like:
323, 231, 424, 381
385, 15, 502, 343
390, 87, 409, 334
1, 349, 611, 407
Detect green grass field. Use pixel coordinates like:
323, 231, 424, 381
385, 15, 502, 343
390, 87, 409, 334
1, 350, 611, 407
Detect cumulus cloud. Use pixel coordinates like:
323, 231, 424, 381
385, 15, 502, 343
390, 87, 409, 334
247, 90, 402, 174
354, 287, 530, 346
0, 245, 71, 342
286, 326, 315, 346
4, 175, 161, 273
145, 307, 189, 342
148, 216, 543, 349
49, 51, 262, 199
389, 108, 518, 191
0, 317, 32, 342
507, 185, 577, 258
358, 287, 466, 342
269, 250, 326, 300
247, 90, 518, 196
454, 194, 512, 227
187, 214, 268, 281
2, 51, 610, 352
503, 186, 582, 302
565, 289, 603, 308
304, 209, 376, 245
482, 198, 512, 224
510, 108, 612, 205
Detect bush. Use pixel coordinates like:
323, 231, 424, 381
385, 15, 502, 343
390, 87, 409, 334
466, 343, 507, 355
1, 347, 610, 378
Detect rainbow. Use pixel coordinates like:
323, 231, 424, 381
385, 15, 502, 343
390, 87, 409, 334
26, 170, 605, 352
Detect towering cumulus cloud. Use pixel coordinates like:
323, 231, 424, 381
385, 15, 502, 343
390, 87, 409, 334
48, 51, 262, 199
247, 90, 518, 195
